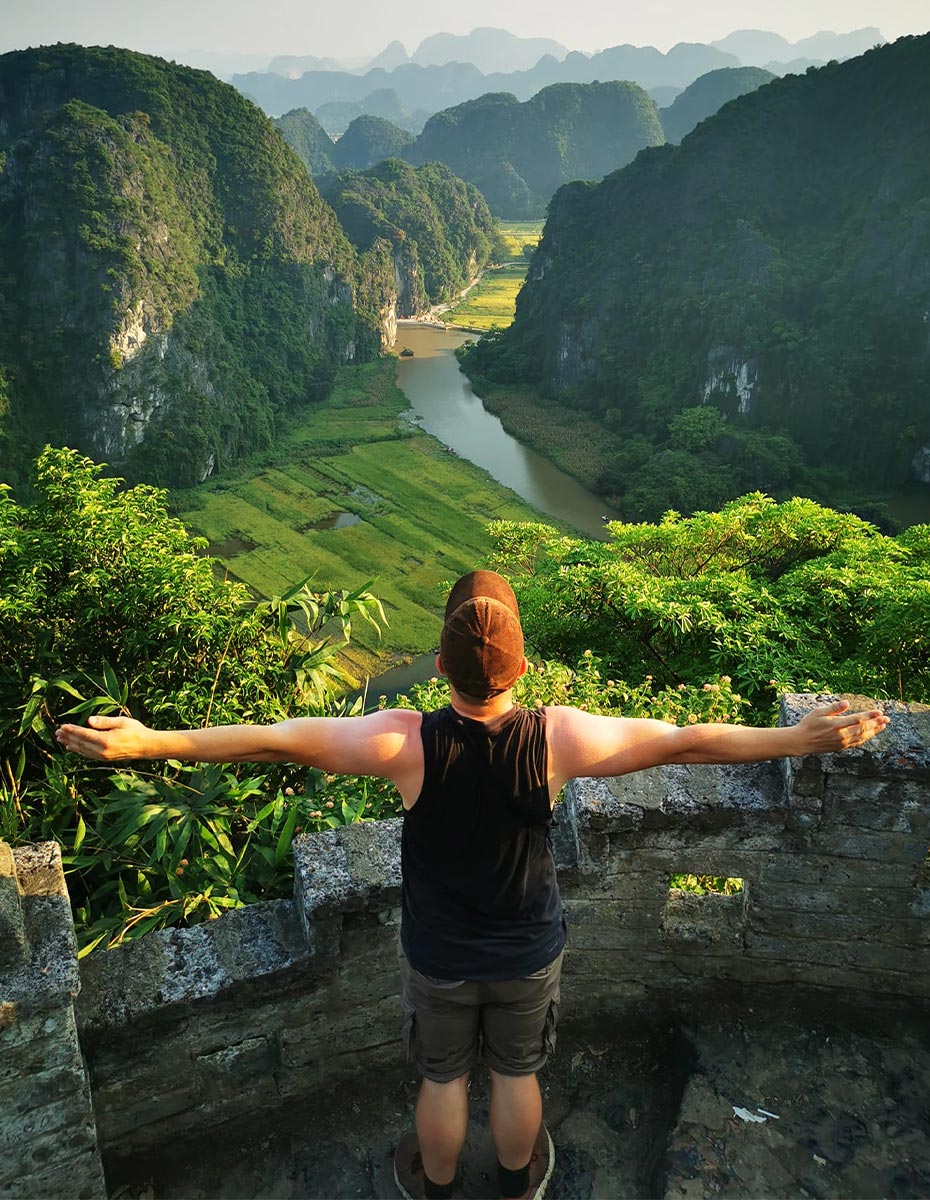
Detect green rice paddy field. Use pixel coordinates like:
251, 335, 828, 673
445, 221, 544, 332
175, 358, 544, 682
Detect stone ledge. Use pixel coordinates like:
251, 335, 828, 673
781, 693, 930, 779
1, 845, 79, 1012
76, 898, 307, 1032
293, 818, 403, 933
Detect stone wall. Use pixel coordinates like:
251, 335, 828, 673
1, 693, 929, 1193
0, 844, 105, 1200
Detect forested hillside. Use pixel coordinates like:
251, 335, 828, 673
465, 36, 930, 517
273, 107, 335, 173
0, 45, 383, 489
404, 81, 665, 217
331, 115, 414, 170
660, 66, 775, 142
320, 160, 501, 313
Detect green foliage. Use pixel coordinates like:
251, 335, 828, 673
0, 44, 371, 488
469, 37, 930, 517
0, 447, 388, 950
273, 107, 335, 175
405, 81, 664, 217
391, 655, 747, 727
486, 494, 930, 712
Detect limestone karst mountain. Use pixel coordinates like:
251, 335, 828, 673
273, 107, 335, 173
465, 37, 930, 516
320, 158, 499, 314
331, 116, 414, 170
404, 81, 665, 217
660, 67, 776, 143
0, 44, 380, 488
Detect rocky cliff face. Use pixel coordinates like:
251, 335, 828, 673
0, 45, 382, 488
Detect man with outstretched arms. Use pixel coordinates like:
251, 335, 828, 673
57, 571, 888, 1200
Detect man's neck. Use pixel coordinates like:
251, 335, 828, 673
448, 687, 516, 723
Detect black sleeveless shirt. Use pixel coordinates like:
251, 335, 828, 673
401, 704, 566, 980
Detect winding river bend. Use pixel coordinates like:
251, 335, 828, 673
366, 324, 617, 700
395, 325, 619, 539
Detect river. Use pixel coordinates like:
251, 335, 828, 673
365, 324, 617, 701
395, 324, 619, 539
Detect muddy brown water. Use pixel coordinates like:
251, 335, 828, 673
395, 325, 619, 540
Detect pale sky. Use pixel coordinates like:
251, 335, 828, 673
1, 0, 927, 61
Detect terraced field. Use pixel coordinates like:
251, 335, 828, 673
176, 358, 544, 683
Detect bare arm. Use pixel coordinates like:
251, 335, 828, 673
546, 700, 889, 794
56, 709, 424, 793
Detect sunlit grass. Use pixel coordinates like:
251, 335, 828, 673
445, 220, 544, 331
175, 358, 544, 682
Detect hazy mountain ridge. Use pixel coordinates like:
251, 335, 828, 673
711, 27, 883, 66
314, 89, 429, 137
241, 26, 886, 117
232, 40, 741, 118
403, 81, 664, 217
465, 36, 930, 516
0, 44, 382, 488
410, 28, 569, 73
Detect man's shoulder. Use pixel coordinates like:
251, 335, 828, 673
543, 704, 590, 728
376, 708, 424, 731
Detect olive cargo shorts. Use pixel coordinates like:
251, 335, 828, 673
399, 948, 563, 1084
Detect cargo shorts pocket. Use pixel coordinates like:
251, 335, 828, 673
542, 995, 560, 1057
401, 991, 419, 1063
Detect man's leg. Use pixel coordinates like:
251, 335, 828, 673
416, 1073, 470, 1186
488, 1069, 542, 1169
397, 952, 480, 1197
481, 953, 562, 1199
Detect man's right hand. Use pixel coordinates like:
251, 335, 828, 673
56, 715, 154, 761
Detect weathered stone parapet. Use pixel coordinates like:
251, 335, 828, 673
0, 842, 105, 1200
75, 823, 413, 1163
560, 694, 930, 1009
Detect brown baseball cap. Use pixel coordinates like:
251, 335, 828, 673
440, 570, 525, 699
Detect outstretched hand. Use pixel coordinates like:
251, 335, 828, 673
56, 715, 153, 762
795, 699, 889, 754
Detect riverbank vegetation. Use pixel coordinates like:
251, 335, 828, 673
460, 376, 612, 488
